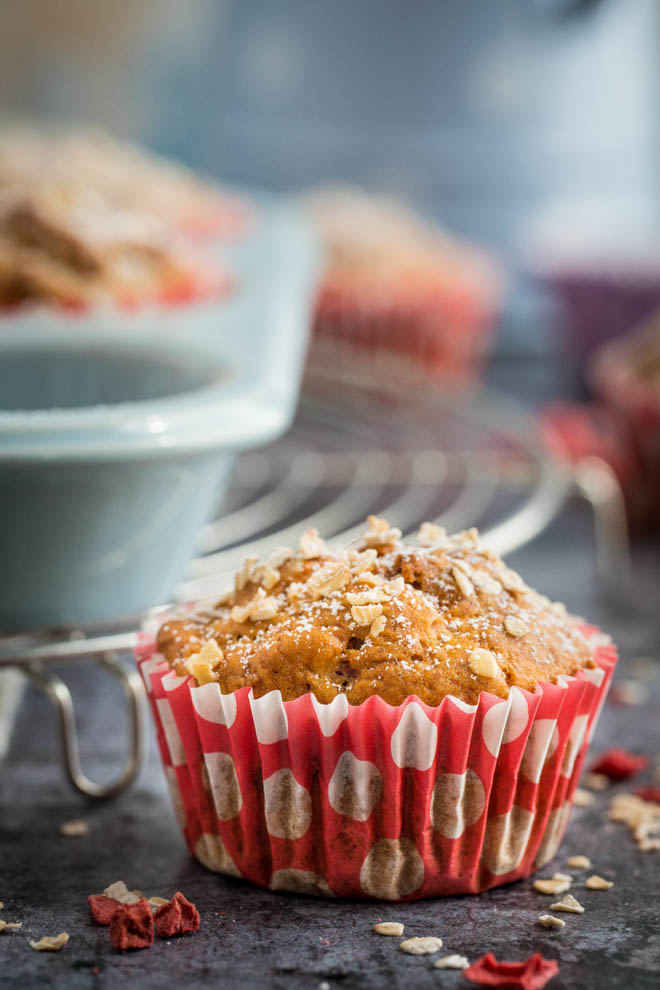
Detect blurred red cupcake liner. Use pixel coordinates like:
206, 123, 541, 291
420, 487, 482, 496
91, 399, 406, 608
310, 282, 500, 387
137, 623, 615, 901
591, 328, 660, 525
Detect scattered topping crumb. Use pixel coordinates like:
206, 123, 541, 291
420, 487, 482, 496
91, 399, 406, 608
572, 789, 595, 808
0, 921, 21, 933
504, 615, 529, 638
59, 819, 89, 837
103, 881, 143, 905
399, 936, 443, 955
608, 792, 660, 851
584, 772, 610, 791
299, 528, 328, 559
148, 896, 169, 912
533, 875, 572, 896
550, 894, 584, 914
590, 748, 649, 781
154, 892, 200, 938
585, 875, 613, 890
609, 680, 649, 706
373, 921, 404, 936
434, 954, 470, 969
30, 933, 69, 952
566, 855, 591, 869
109, 899, 154, 951
235, 554, 259, 592
538, 915, 565, 929
468, 648, 500, 679
463, 952, 558, 990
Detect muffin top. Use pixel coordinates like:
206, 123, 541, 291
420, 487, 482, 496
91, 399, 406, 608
157, 518, 595, 708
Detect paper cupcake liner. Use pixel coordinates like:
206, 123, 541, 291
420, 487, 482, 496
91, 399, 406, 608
310, 284, 499, 388
136, 624, 616, 901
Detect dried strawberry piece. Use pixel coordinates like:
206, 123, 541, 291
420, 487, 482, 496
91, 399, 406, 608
154, 892, 200, 938
463, 952, 559, 990
109, 899, 154, 951
635, 786, 660, 805
590, 748, 649, 781
88, 895, 120, 926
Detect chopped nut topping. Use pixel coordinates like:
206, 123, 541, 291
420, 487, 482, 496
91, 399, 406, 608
267, 546, 294, 569
585, 875, 613, 890
550, 894, 584, 914
533, 876, 572, 896
385, 576, 405, 595
346, 588, 389, 606
608, 792, 660, 851
307, 562, 350, 598
103, 881, 142, 905
434, 955, 470, 969
370, 615, 386, 637
349, 548, 379, 571
186, 637, 224, 683
417, 522, 448, 547
231, 588, 278, 622
572, 788, 594, 808
472, 571, 503, 595
399, 936, 443, 955
0, 920, 22, 933
255, 564, 280, 591
451, 564, 474, 598
235, 554, 259, 592
538, 914, 566, 929
362, 515, 402, 547
30, 933, 69, 952
500, 567, 526, 593
584, 772, 609, 791
299, 527, 327, 559
504, 615, 529, 638
286, 582, 305, 602
468, 648, 500, 679
355, 570, 383, 587
373, 921, 404, 936
59, 819, 89, 837
351, 603, 383, 626
566, 855, 592, 869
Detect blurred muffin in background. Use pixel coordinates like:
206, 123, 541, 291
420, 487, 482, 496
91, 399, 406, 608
0, 125, 239, 309
0, 125, 247, 239
304, 187, 503, 387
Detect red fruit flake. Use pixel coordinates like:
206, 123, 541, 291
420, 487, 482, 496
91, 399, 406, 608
635, 786, 660, 805
109, 899, 154, 951
591, 748, 649, 781
463, 952, 559, 990
88, 895, 120, 926
154, 892, 200, 938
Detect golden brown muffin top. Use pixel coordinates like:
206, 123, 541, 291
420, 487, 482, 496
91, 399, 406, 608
157, 518, 595, 708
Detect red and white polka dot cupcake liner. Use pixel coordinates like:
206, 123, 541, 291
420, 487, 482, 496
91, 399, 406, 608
136, 624, 616, 900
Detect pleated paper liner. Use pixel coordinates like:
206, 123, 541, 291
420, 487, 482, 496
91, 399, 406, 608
136, 624, 616, 901
311, 283, 499, 389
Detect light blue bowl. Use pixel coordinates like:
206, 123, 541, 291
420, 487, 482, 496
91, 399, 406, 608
0, 196, 321, 630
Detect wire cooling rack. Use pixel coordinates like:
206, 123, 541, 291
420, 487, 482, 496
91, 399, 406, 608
0, 364, 629, 797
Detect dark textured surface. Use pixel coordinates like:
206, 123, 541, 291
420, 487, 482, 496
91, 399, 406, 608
2, 359, 660, 990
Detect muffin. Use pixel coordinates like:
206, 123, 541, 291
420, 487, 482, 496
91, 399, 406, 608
138, 518, 616, 900
304, 188, 502, 386
0, 190, 226, 309
0, 125, 247, 240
